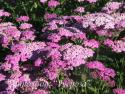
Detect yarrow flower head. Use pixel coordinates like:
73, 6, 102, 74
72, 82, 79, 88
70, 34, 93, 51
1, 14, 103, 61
104, 39, 125, 53
0, 22, 21, 47
113, 88, 125, 94
20, 30, 35, 41
82, 13, 115, 29
19, 23, 32, 30
86, 61, 105, 71
61, 44, 94, 67
86, 0, 97, 3
40, 0, 48, 4
102, 2, 122, 14
86, 60, 116, 87
11, 42, 46, 61
83, 39, 100, 48
48, 0, 60, 8
44, 13, 57, 21
0, 9, 10, 17
74, 7, 85, 13
16, 16, 30, 22
47, 33, 61, 43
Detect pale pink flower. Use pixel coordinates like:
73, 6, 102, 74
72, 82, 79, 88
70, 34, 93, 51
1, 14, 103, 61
16, 16, 29, 22
83, 39, 100, 48
74, 7, 85, 13
86, 61, 105, 71
113, 88, 125, 94
48, 33, 61, 43
86, 0, 97, 3
40, 0, 48, 4
19, 23, 32, 29
48, 0, 60, 8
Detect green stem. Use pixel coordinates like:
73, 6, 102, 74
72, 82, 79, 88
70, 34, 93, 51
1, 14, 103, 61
22, 2, 29, 16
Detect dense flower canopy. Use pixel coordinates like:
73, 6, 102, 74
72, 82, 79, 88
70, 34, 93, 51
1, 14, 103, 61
0, 0, 125, 94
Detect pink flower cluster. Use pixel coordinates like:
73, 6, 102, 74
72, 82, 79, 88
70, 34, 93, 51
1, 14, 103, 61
86, 61, 116, 87
104, 39, 125, 52
113, 88, 125, 94
102, 2, 123, 14
74, 7, 85, 13
0, 9, 10, 17
62, 44, 94, 67
82, 12, 125, 30
83, 39, 100, 48
77, 0, 97, 3
16, 16, 30, 22
40, 0, 60, 8
0, 22, 21, 47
